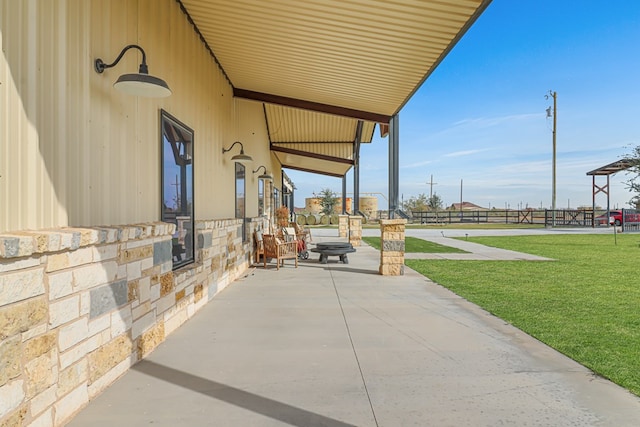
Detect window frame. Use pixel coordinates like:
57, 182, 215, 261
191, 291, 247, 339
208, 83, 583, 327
235, 162, 246, 242
160, 109, 195, 269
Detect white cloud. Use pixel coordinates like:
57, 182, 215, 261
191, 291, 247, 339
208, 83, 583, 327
451, 113, 542, 129
402, 159, 433, 168
442, 148, 492, 158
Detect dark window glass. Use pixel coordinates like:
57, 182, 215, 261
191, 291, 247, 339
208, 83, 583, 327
258, 179, 264, 216
160, 110, 194, 269
235, 163, 246, 241
273, 188, 280, 210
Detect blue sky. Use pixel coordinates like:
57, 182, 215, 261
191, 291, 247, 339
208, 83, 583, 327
286, 1, 640, 211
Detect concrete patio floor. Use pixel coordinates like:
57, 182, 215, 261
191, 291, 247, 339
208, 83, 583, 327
68, 228, 640, 426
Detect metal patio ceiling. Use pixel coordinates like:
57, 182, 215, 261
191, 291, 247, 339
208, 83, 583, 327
179, 0, 492, 177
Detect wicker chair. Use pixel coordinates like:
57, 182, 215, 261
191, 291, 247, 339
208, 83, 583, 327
263, 234, 298, 270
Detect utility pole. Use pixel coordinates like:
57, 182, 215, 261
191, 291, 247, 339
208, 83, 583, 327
427, 174, 438, 198
546, 90, 557, 226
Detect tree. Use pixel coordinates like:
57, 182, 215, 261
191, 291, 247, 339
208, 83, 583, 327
402, 193, 443, 213
402, 193, 429, 213
427, 194, 444, 210
316, 188, 338, 215
625, 145, 640, 208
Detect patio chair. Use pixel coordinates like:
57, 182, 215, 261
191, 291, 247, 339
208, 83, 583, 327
254, 230, 265, 265
290, 222, 312, 243
262, 234, 298, 270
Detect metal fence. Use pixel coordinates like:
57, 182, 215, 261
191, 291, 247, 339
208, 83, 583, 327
379, 209, 595, 226
622, 209, 640, 232
374, 209, 640, 231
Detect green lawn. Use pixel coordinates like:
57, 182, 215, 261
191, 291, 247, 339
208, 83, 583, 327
404, 223, 546, 230
362, 223, 546, 230
405, 233, 640, 396
362, 236, 467, 253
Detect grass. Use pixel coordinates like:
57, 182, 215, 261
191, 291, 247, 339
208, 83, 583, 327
404, 223, 545, 229
362, 236, 468, 253
361, 223, 546, 229
405, 233, 640, 396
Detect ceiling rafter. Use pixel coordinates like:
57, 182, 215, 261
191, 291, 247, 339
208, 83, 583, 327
234, 88, 391, 124
280, 164, 347, 178
271, 145, 354, 165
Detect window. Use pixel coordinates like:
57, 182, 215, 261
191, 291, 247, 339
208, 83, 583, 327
273, 188, 280, 211
258, 179, 264, 217
160, 110, 194, 268
235, 163, 246, 241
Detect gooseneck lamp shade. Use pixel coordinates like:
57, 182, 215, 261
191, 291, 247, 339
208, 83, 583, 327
222, 141, 253, 164
252, 165, 273, 181
94, 44, 171, 98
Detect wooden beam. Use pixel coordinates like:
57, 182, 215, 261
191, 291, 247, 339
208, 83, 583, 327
281, 164, 347, 178
271, 145, 354, 165
269, 141, 353, 145
234, 88, 391, 124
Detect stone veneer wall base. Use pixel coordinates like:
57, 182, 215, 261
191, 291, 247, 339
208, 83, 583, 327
0, 218, 259, 427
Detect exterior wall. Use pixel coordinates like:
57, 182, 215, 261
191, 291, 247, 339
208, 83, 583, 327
0, 218, 258, 426
0, 0, 272, 233
0, 1, 276, 426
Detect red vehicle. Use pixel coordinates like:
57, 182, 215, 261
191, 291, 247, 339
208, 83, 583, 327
594, 210, 640, 226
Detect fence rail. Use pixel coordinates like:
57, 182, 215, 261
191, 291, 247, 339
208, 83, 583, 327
378, 209, 599, 226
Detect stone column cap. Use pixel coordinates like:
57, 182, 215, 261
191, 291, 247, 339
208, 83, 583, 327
380, 219, 407, 225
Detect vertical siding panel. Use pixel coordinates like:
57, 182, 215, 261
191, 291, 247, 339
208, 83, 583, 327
0, 0, 10, 232
54, 0, 70, 228
85, 0, 109, 226
138, 0, 166, 223
37, 0, 55, 228
1, 0, 273, 233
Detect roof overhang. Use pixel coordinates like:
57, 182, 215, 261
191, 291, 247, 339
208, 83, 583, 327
179, 0, 492, 177
587, 159, 634, 176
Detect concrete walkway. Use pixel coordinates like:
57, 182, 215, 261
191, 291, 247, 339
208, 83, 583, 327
403, 236, 552, 261
68, 230, 640, 426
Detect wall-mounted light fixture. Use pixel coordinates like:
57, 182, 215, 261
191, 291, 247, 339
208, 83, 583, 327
222, 141, 253, 164
252, 165, 273, 182
95, 44, 171, 98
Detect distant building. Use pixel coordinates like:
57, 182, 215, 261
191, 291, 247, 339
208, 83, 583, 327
448, 202, 488, 211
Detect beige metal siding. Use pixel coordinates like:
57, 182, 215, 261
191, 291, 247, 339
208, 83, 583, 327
0, 0, 271, 233
1, 0, 68, 232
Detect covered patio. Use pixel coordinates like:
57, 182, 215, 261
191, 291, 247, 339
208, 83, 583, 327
68, 229, 640, 426
2, 1, 522, 426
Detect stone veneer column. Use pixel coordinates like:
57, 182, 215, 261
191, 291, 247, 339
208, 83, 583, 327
348, 216, 362, 246
379, 219, 406, 276
338, 215, 349, 238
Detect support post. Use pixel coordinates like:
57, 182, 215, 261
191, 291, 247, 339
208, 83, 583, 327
349, 216, 362, 247
591, 175, 595, 228
338, 215, 349, 238
342, 176, 347, 214
388, 114, 399, 218
353, 121, 363, 215
550, 91, 557, 226
379, 219, 406, 276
